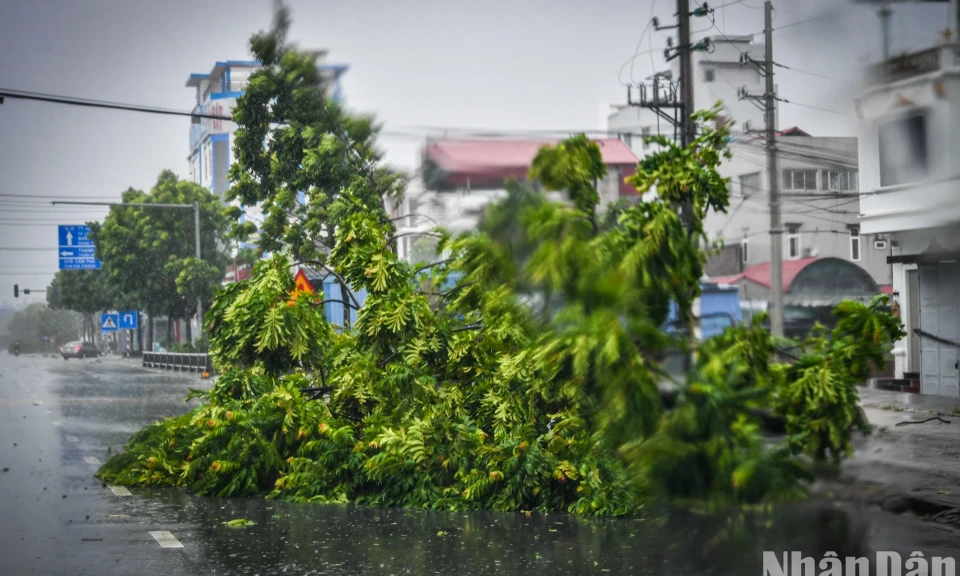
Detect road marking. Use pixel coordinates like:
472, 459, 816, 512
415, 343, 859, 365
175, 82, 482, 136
52, 421, 62, 427
65, 435, 79, 442
149, 531, 183, 548
108, 486, 132, 497
83, 456, 101, 465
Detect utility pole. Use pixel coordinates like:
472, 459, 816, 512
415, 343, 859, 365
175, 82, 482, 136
678, 0, 695, 152
678, 0, 696, 367
764, 0, 784, 337
878, 4, 892, 65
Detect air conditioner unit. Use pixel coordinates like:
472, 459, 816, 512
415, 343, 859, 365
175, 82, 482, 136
874, 240, 888, 250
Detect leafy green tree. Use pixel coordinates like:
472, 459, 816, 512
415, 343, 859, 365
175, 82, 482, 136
47, 270, 114, 340
227, 4, 403, 323
88, 170, 231, 344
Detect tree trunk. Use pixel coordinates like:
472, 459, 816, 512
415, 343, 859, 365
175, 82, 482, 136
136, 312, 143, 352
147, 315, 154, 352
339, 281, 351, 328
185, 317, 193, 344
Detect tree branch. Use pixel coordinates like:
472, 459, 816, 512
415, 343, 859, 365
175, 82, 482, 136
451, 323, 482, 334
414, 259, 451, 276
312, 298, 359, 311
387, 231, 443, 244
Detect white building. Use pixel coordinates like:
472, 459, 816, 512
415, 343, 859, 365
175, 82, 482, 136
856, 37, 960, 395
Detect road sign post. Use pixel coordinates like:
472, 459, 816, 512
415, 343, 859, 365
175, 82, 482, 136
58, 225, 101, 270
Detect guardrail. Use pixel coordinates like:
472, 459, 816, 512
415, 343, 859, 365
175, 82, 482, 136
142, 352, 213, 373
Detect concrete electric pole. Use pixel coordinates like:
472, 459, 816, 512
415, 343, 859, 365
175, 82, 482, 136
764, 0, 784, 337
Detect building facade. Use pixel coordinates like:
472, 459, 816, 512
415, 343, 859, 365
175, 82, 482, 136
856, 39, 960, 396
702, 131, 891, 286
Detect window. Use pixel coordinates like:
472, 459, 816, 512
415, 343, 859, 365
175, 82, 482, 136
786, 225, 801, 259
874, 239, 888, 250
823, 170, 858, 191
782, 170, 818, 191
741, 238, 749, 264
850, 227, 861, 261
641, 127, 651, 150
704, 69, 715, 83
879, 112, 928, 187
739, 172, 761, 196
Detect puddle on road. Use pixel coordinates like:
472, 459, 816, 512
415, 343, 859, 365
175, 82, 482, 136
122, 487, 960, 575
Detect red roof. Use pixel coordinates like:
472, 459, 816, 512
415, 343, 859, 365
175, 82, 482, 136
425, 138, 638, 173
708, 257, 821, 292
776, 127, 811, 137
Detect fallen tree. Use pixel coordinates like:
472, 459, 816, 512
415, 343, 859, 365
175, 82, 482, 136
95, 5, 904, 516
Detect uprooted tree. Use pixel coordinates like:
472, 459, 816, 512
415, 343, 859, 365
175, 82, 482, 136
96, 7, 904, 516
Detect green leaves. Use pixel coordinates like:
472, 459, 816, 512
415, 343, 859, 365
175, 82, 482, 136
95, 27, 900, 519
88, 172, 231, 323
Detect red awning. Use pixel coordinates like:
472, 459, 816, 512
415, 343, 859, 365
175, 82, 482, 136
706, 257, 821, 291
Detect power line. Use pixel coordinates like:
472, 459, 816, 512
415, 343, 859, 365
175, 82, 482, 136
777, 98, 855, 117
1, 87, 660, 140
0, 193, 119, 200
773, 62, 847, 83
0, 247, 57, 251
0, 88, 231, 121
774, 15, 827, 32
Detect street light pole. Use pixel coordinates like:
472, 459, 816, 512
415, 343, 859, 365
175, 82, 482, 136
194, 201, 202, 336
51, 200, 204, 343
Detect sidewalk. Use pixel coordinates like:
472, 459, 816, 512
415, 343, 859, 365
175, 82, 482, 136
824, 387, 960, 519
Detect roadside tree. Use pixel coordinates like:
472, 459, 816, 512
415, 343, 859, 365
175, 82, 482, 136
88, 170, 231, 345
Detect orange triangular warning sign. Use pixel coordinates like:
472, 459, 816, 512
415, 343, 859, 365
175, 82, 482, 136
288, 269, 316, 306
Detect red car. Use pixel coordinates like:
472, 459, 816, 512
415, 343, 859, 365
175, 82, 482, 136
60, 341, 101, 360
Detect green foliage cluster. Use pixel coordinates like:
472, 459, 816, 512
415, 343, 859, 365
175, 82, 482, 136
87, 170, 231, 335
96, 5, 904, 515
97, 125, 902, 516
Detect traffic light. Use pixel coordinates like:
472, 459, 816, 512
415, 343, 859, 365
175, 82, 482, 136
13, 284, 18, 298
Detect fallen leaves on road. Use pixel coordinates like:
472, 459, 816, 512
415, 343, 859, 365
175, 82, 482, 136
222, 519, 256, 528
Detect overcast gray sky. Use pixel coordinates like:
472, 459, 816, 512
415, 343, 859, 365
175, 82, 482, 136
0, 0, 949, 308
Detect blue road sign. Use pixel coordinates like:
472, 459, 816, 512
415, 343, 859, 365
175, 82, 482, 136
101, 313, 119, 332
58, 224, 101, 271
119, 311, 138, 330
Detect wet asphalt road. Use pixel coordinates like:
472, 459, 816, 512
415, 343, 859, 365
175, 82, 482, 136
2, 353, 960, 576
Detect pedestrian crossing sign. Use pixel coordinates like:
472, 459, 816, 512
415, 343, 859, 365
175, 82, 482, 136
288, 269, 316, 307
101, 313, 119, 332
